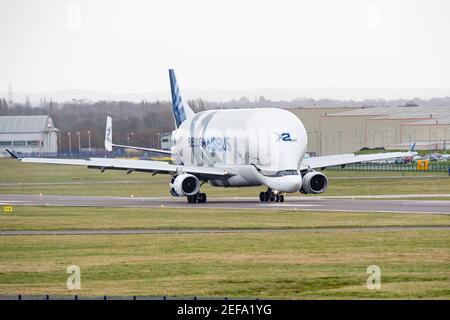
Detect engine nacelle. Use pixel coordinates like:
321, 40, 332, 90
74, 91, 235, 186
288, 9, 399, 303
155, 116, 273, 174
169, 174, 200, 197
300, 171, 328, 194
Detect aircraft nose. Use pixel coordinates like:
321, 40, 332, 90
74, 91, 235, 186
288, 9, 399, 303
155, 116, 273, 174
281, 176, 302, 193
264, 175, 302, 193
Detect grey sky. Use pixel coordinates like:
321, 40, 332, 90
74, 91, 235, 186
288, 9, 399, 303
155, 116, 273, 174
1, 0, 450, 97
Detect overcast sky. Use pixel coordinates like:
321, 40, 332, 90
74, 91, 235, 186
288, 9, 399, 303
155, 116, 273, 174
1, 0, 450, 97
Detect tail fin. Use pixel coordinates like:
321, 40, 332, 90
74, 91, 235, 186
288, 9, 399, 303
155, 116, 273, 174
169, 69, 194, 128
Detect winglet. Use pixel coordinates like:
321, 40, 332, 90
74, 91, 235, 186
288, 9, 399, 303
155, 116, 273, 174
408, 143, 416, 152
105, 116, 113, 152
5, 149, 18, 159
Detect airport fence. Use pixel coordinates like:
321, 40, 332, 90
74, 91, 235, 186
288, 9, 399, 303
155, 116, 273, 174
328, 162, 450, 172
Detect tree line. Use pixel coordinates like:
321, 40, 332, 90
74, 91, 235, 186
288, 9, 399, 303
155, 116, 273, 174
1, 96, 449, 152
0, 99, 178, 151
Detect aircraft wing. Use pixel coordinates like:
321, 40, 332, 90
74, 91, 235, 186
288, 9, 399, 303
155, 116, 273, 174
300, 151, 414, 170
6, 150, 231, 178
108, 143, 173, 155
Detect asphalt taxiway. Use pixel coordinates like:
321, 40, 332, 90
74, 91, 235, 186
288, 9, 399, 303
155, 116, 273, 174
1, 226, 448, 236
0, 194, 449, 214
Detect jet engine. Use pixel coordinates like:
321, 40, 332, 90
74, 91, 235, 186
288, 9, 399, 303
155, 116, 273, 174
169, 174, 200, 197
300, 171, 328, 194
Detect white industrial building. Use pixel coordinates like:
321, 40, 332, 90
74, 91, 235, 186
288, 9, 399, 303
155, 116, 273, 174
0, 115, 59, 157
290, 106, 450, 155
159, 132, 172, 150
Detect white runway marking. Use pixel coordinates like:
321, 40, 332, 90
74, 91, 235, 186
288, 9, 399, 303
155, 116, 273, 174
0, 200, 27, 204
260, 204, 321, 207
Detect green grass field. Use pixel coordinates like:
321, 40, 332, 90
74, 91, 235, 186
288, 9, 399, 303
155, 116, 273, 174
0, 206, 449, 299
0, 158, 449, 299
0, 230, 448, 299
1, 206, 449, 231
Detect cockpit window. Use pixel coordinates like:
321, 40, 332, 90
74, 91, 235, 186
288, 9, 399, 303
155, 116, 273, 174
250, 164, 299, 177
259, 169, 299, 177
278, 170, 299, 176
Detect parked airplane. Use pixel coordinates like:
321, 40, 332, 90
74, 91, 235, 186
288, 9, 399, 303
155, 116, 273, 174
6, 70, 416, 203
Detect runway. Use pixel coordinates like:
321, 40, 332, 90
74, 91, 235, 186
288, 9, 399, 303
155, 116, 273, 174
1, 194, 450, 214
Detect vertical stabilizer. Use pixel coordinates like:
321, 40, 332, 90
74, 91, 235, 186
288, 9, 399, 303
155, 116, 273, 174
169, 69, 194, 128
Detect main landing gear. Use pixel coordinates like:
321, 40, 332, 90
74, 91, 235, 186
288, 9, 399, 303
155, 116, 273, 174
187, 192, 207, 203
259, 189, 284, 202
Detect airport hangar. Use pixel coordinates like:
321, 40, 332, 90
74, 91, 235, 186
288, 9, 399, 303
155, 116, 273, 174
0, 115, 59, 157
289, 105, 450, 156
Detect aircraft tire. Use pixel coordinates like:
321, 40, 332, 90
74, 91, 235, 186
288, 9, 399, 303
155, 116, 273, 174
198, 193, 207, 203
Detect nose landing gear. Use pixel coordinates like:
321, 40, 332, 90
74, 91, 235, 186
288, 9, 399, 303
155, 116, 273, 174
259, 189, 284, 202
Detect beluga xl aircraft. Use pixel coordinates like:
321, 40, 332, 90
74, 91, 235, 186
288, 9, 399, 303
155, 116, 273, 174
6, 69, 416, 203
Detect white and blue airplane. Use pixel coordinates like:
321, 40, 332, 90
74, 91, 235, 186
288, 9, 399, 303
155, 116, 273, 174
6, 70, 415, 203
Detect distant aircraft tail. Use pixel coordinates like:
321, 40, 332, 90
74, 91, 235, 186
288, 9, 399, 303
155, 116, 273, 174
169, 69, 194, 128
105, 116, 113, 151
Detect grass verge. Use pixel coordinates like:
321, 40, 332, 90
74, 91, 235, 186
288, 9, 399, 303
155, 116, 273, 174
0, 231, 448, 298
